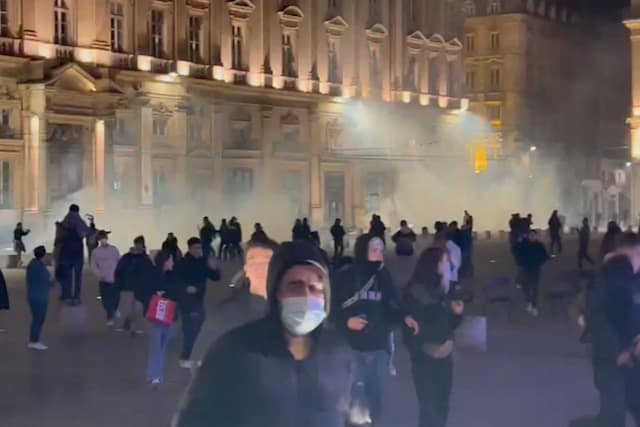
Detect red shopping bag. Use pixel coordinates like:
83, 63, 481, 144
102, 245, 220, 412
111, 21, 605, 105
146, 294, 176, 326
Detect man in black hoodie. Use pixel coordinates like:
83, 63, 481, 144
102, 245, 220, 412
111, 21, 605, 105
332, 234, 418, 425
114, 235, 155, 335
330, 218, 346, 260
198, 216, 217, 259
514, 230, 549, 317
176, 237, 221, 368
173, 241, 353, 427
58, 204, 90, 305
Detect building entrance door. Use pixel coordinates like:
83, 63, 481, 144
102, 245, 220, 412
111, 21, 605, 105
324, 172, 344, 224
47, 124, 86, 203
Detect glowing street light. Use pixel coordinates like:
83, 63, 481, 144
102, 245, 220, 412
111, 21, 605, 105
529, 145, 537, 152
626, 161, 633, 168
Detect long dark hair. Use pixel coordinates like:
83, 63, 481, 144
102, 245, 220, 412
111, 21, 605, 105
409, 247, 444, 289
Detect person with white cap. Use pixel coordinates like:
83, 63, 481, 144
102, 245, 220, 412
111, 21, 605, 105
332, 233, 419, 426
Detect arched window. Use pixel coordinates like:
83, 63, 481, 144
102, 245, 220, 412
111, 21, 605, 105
488, 0, 501, 15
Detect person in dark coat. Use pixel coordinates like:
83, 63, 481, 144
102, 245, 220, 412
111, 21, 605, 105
58, 204, 90, 305
603, 233, 640, 424
0, 267, 8, 332
173, 240, 353, 427
199, 217, 217, 259
402, 247, 464, 427
292, 218, 305, 241
175, 237, 221, 368
392, 220, 417, 257
114, 235, 155, 335
332, 234, 418, 425
369, 214, 387, 244
26, 246, 55, 350
578, 217, 595, 269
227, 217, 243, 260
218, 218, 229, 261
161, 232, 183, 261
514, 230, 549, 317
548, 209, 563, 255
301, 217, 312, 240
85, 215, 98, 262
330, 218, 346, 260
600, 221, 622, 261
250, 223, 268, 243
145, 250, 182, 385
13, 222, 30, 266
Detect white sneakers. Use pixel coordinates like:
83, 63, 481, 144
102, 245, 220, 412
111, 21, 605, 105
106, 320, 115, 327
526, 304, 539, 317
28, 342, 48, 351
179, 360, 202, 369
179, 359, 194, 369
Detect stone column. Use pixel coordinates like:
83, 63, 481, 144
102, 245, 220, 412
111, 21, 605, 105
22, 85, 47, 218
173, 108, 188, 202
309, 111, 323, 226
139, 107, 153, 207
439, 54, 448, 97
211, 103, 225, 197
94, 119, 106, 214
352, 162, 365, 229
261, 106, 275, 194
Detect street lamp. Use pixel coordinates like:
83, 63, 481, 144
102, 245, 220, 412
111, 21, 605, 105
530, 145, 537, 152
627, 161, 633, 168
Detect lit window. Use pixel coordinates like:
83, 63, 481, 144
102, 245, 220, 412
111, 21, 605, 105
110, 2, 124, 52
489, 67, 501, 90
152, 118, 167, 137
490, 32, 501, 50
150, 9, 164, 58
188, 16, 201, 62
282, 33, 296, 78
0, 0, 9, 37
54, 0, 69, 45
463, 0, 476, 16
0, 160, 11, 208
465, 33, 475, 52
227, 167, 254, 194
232, 25, 242, 70
488, 0, 501, 14
465, 70, 476, 91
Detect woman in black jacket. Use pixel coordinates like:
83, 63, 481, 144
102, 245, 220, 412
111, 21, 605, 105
174, 241, 353, 427
0, 267, 8, 331
145, 250, 181, 385
403, 247, 464, 427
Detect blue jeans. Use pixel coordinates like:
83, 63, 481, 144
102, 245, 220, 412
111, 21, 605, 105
180, 307, 205, 360
60, 259, 84, 300
351, 350, 390, 422
28, 299, 47, 343
147, 322, 176, 381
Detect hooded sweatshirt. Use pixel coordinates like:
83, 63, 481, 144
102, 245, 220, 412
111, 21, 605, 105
174, 241, 353, 427
59, 212, 90, 261
114, 249, 155, 294
175, 253, 221, 312
91, 243, 120, 284
332, 234, 404, 352
604, 254, 640, 349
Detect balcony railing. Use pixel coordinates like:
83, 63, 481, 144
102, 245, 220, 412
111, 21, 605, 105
55, 45, 74, 60
190, 63, 209, 79
0, 37, 18, 55
149, 58, 172, 74
111, 52, 136, 70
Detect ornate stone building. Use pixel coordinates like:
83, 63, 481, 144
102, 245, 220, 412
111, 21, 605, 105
0, 0, 468, 238
465, 0, 629, 225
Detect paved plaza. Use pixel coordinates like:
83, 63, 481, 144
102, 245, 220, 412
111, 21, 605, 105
0, 237, 626, 427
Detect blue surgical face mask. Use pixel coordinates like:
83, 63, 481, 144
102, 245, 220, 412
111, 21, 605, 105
280, 296, 326, 336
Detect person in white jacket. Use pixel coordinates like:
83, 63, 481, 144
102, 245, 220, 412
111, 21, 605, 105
90, 231, 121, 326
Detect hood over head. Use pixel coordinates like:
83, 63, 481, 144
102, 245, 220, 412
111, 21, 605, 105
266, 241, 331, 319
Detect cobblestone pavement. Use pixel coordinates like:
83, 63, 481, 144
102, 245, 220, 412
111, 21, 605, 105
0, 238, 625, 426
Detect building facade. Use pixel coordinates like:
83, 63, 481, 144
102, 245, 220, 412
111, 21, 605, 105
0, 0, 470, 239
465, 0, 630, 226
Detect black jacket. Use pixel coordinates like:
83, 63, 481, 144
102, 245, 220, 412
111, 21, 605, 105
175, 254, 220, 312
199, 223, 216, 245
175, 318, 353, 427
514, 240, 549, 273
604, 255, 640, 349
114, 251, 155, 294
402, 282, 462, 359
330, 224, 346, 242
139, 267, 182, 318
332, 235, 403, 352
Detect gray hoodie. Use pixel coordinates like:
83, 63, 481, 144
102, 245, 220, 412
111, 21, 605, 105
91, 244, 121, 284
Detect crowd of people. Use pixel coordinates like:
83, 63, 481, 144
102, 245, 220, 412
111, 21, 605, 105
7, 203, 640, 427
